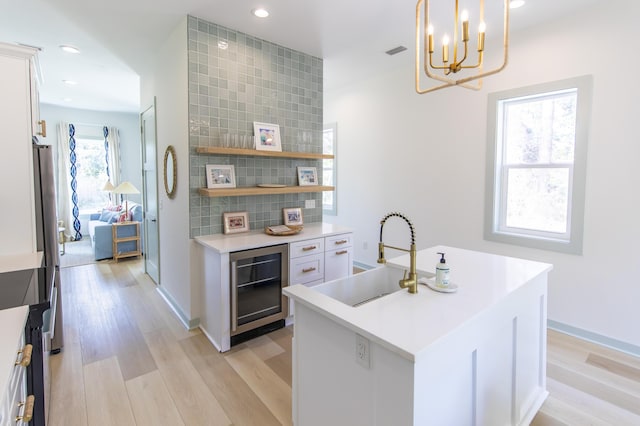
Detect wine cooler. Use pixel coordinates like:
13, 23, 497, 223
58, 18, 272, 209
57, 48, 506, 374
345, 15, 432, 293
230, 244, 289, 340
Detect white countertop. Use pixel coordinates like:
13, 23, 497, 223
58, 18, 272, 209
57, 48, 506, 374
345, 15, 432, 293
195, 222, 353, 253
0, 252, 43, 274
284, 245, 552, 362
0, 305, 28, 403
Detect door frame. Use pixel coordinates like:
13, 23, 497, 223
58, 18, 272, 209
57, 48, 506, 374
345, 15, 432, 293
141, 97, 160, 283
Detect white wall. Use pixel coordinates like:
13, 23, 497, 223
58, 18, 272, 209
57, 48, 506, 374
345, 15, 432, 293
141, 17, 195, 325
325, 0, 640, 348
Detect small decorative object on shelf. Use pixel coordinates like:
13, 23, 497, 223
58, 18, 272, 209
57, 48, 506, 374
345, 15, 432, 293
205, 164, 236, 188
283, 207, 303, 226
223, 211, 250, 234
265, 224, 303, 236
297, 166, 318, 186
253, 122, 282, 152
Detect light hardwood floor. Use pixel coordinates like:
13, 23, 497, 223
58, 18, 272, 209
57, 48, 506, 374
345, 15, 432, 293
50, 260, 640, 425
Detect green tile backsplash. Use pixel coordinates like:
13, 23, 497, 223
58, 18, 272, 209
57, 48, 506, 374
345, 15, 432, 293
188, 16, 324, 237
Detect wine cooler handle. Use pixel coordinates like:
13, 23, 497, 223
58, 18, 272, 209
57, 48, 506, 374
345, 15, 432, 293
231, 260, 238, 333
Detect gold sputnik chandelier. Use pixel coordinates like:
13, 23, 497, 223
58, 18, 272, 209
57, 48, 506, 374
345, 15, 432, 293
415, 0, 509, 94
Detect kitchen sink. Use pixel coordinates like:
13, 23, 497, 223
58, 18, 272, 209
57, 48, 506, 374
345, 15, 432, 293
313, 265, 408, 307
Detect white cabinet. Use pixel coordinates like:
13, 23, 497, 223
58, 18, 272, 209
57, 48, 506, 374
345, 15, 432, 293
289, 233, 353, 287
195, 223, 354, 352
0, 306, 31, 426
0, 42, 42, 256
324, 233, 353, 282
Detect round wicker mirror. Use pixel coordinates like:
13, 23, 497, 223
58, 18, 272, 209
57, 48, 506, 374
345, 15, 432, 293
164, 145, 177, 199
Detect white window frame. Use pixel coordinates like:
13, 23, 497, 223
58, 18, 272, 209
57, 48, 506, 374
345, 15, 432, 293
323, 122, 337, 215
484, 76, 592, 254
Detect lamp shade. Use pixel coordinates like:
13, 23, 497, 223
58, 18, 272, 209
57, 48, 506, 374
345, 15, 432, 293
102, 181, 115, 191
114, 181, 140, 194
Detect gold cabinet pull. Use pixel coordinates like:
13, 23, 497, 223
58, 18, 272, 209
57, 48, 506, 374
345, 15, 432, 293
336, 250, 348, 255
38, 120, 47, 137
302, 245, 317, 251
302, 267, 316, 273
16, 395, 35, 422
16, 344, 33, 367
334, 240, 348, 245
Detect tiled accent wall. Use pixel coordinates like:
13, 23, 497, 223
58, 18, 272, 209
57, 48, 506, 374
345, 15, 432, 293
187, 16, 324, 237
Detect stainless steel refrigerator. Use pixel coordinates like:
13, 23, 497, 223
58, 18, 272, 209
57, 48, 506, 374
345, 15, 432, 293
32, 140, 65, 425
33, 140, 64, 352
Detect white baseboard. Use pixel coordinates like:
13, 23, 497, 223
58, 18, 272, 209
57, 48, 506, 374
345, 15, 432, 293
548, 320, 640, 358
156, 285, 200, 330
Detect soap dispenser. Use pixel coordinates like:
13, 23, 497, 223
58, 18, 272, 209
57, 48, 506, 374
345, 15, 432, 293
435, 252, 450, 287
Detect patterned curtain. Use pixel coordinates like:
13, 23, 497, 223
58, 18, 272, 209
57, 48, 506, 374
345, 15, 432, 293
103, 126, 112, 203
104, 126, 122, 204
69, 124, 82, 240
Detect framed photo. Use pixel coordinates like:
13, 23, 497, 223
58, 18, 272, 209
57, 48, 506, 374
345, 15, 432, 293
297, 166, 318, 186
205, 164, 236, 189
253, 122, 282, 152
283, 207, 303, 226
223, 211, 250, 234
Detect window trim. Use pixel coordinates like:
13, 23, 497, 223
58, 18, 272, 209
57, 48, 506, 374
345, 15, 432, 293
484, 75, 592, 254
323, 122, 338, 216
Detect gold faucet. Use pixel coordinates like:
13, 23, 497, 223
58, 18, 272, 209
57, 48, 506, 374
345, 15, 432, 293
377, 212, 418, 294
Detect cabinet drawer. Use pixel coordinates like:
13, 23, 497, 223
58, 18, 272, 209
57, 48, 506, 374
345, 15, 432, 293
325, 233, 353, 250
290, 254, 324, 284
290, 238, 324, 259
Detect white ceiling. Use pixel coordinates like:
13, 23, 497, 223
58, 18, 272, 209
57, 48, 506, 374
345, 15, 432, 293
0, 0, 601, 113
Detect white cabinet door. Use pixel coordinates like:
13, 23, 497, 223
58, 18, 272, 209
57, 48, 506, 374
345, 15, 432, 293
324, 246, 353, 282
0, 44, 38, 256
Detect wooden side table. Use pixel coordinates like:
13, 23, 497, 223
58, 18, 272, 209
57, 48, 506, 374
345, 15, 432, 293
112, 221, 141, 262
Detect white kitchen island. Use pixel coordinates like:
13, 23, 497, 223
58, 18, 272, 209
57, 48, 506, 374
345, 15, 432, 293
283, 246, 552, 426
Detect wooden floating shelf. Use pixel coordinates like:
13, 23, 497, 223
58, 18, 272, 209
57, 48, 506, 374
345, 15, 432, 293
198, 185, 335, 197
195, 146, 334, 160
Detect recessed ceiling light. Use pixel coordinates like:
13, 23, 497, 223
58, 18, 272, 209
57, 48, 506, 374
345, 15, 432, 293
62, 80, 78, 85
60, 45, 80, 54
63, 98, 72, 102
252, 8, 269, 18
510, 0, 525, 9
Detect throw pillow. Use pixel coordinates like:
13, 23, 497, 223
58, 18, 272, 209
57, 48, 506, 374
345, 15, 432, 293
107, 205, 122, 211
99, 209, 113, 222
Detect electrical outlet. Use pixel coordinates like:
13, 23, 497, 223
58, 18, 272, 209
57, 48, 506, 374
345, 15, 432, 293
356, 334, 370, 369
363, 241, 368, 250
305, 199, 316, 209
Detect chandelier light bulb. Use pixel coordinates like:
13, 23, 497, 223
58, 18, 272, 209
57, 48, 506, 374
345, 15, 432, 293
428, 25, 434, 35
479, 22, 486, 33
442, 35, 450, 46
461, 10, 469, 22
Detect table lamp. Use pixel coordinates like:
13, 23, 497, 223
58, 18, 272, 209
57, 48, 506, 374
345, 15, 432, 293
102, 180, 115, 205
114, 181, 140, 221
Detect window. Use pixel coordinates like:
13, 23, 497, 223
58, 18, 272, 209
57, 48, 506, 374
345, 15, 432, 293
323, 123, 337, 215
74, 137, 110, 213
485, 76, 592, 254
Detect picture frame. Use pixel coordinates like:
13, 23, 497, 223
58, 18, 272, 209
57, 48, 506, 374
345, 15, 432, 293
223, 211, 250, 234
253, 122, 282, 152
283, 207, 303, 226
205, 164, 236, 189
297, 166, 318, 186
